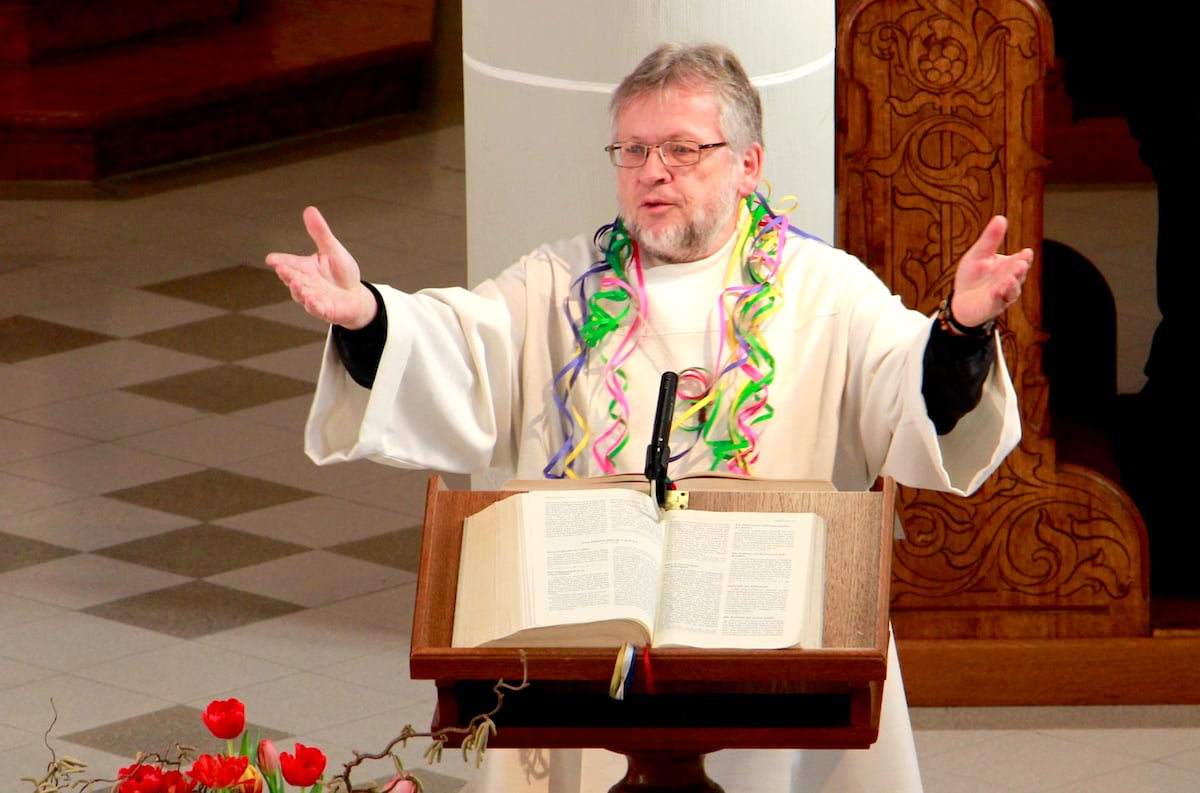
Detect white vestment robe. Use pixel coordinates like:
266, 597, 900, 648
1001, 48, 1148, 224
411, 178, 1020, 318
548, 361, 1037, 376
306, 226, 1019, 492
303, 217, 1022, 793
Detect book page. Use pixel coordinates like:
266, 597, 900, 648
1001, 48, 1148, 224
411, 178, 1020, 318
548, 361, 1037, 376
652, 511, 825, 649
520, 489, 665, 641
453, 494, 524, 647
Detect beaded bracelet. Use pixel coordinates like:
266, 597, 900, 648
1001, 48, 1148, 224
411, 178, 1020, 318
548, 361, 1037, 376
937, 290, 996, 339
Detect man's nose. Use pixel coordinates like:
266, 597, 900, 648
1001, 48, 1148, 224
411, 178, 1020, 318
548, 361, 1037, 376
639, 151, 672, 182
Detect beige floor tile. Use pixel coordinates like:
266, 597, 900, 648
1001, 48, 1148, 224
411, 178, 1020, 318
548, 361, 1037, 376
118, 413, 301, 467
326, 468, 468, 518
11, 339, 216, 392
1, 442, 203, 493
0, 592, 67, 630
244, 299, 331, 331
1162, 746, 1200, 773
49, 238, 244, 288
0, 418, 92, 465
216, 495, 411, 547
0, 363, 110, 415
0, 611, 178, 675
0, 497, 193, 552
198, 607, 411, 670
0, 554, 190, 610
1049, 726, 1200, 763
0, 472, 89, 519
0, 656, 57, 690
5, 390, 204, 442
77, 642, 301, 704
1034, 760, 1200, 793
919, 730, 1145, 793
205, 549, 415, 608
222, 447, 414, 496
313, 583, 420, 634
311, 644, 435, 703
25, 285, 225, 338
0, 722, 35, 752
0, 221, 130, 278
239, 341, 327, 382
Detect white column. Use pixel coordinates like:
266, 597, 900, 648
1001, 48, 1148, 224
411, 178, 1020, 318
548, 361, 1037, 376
462, 1, 836, 284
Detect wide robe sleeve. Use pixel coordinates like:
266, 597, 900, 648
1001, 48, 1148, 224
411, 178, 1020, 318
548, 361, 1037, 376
303, 280, 521, 473
839, 272, 1020, 496
869, 318, 1019, 496
771, 240, 1019, 496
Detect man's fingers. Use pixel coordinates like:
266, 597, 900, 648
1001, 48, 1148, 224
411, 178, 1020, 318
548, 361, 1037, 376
302, 206, 337, 254
265, 251, 305, 273
968, 215, 1009, 259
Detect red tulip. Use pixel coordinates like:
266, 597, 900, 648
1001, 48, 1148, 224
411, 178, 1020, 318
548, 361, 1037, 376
118, 763, 163, 793
279, 743, 327, 787
201, 698, 246, 740
188, 754, 250, 789
257, 738, 280, 775
159, 769, 197, 793
118, 763, 198, 793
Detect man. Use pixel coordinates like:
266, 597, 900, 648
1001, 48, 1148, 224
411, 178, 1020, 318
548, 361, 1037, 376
268, 41, 1029, 792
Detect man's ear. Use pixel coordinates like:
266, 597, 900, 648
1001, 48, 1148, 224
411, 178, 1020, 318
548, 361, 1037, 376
737, 142, 764, 197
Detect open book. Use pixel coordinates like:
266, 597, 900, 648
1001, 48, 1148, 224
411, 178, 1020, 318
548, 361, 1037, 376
451, 487, 827, 650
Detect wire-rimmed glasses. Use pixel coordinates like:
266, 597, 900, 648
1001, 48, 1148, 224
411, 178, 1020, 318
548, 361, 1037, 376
605, 140, 728, 168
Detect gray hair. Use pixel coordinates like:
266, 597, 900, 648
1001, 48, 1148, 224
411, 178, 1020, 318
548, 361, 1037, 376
609, 42, 763, 153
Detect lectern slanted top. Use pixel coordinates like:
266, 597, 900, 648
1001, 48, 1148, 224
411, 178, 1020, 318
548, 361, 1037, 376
410, 475, 895, 755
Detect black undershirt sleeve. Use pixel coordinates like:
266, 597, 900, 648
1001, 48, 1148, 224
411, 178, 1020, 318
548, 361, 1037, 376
922, 323, 996, 434
331, 282, 387, 389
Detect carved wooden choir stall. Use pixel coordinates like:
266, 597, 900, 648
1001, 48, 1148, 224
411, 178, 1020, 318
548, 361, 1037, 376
837, 0, 1200, 705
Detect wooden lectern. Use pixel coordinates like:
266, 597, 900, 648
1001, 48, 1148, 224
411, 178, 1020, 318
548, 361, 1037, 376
410, 476, 896, 793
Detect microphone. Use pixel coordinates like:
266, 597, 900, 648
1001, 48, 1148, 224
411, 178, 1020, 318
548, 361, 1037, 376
644, 371, 678, 508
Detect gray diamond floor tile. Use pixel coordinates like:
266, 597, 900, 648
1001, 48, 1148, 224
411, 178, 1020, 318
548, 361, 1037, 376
94, 524, 309, 578
105, 469, 316, 522
83, 580, 304, 639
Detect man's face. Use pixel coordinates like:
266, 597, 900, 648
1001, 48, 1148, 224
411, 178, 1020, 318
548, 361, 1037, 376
614, 87, 762, 264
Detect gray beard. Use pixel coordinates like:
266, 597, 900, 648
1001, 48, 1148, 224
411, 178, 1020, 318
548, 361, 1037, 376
623, 180, 744, 265
631, 217, 725, 264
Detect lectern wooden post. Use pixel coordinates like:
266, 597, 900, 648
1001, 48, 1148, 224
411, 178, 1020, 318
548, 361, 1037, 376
410, 476, 896, 793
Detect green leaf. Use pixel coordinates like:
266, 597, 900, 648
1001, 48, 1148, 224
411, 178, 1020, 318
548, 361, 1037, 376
239, 730, 253, 758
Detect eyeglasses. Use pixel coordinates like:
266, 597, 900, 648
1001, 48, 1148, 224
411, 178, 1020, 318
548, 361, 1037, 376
605, 140, 728, 168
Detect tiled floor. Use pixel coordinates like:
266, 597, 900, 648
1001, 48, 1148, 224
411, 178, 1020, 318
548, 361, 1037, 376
3, 31, 1200, 793
0, 116, 477, 793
